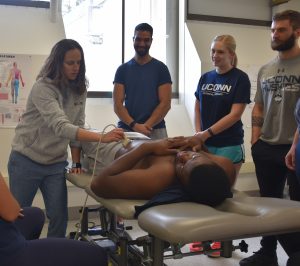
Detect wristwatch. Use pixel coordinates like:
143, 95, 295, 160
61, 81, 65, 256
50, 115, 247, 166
207, 127, 215, 136
129, 120, 137, 129
72, 162, 82, 169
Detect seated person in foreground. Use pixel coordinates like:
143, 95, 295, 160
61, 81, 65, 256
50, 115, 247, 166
81, 137, 236, 207
0, 171, 107, 266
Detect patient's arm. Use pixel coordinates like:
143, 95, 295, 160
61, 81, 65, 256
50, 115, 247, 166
106, 138, 182, 174
91, 140, 179, 199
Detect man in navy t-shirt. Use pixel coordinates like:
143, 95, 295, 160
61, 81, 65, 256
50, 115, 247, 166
113, 23, 172, 140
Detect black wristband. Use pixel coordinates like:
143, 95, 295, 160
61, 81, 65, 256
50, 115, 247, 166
207, 127, 215, 136
129, 120, 137, 129
72, 162, 82, 168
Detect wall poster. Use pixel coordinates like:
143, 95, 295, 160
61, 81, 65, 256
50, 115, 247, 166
0, 53, 45, 128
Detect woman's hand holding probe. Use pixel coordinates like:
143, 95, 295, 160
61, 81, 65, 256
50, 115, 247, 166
101, 128, 124, 143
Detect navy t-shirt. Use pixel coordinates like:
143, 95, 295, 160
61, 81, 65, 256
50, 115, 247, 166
195, 68, 251, 146
114, 58, 172, 130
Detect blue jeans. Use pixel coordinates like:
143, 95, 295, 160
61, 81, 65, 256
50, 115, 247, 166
8, 151, 68, 238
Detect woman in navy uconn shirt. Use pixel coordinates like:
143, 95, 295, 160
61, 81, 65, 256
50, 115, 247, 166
191, 35, 251, 256
194, 34, 251, 178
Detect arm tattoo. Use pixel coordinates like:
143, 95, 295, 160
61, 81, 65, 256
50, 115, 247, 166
252, 116, 263, 127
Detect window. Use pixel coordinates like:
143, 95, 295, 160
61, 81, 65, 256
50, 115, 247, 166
0, 0, 50, 8
63, 0, 122, 97
62, 0, 178, 97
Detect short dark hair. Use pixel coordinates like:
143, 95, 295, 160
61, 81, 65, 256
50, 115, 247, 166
134, 23, 153, 36
37, 39, 88, 95
185, 163, 232, 206
272, 10, 300, 30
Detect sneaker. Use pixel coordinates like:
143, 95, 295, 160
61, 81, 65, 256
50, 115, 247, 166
239, 249, 278, 266
189, 242, 203, 252
208, 241, 221, 258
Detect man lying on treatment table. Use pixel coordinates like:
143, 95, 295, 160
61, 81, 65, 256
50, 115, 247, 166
79, 137, 236, 207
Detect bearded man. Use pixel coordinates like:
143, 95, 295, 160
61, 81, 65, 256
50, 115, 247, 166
240, 9, 300, 266
113, 23, 172, 140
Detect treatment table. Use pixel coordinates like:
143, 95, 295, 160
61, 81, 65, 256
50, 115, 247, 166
66, 172, 300, 266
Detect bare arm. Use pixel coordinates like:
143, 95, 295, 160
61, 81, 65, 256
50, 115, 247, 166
194, 99, 201, 133
285, 129, 299, 170
76, 127, 124, 143
113, 83, 133, 126
210, 102, 246, 134
144, 83, 172, 128
91, 139, 181, 199
251, 103, 264, 145
195, 103, 247, 143
0, 173, 21, 222
113, 82, 171, 136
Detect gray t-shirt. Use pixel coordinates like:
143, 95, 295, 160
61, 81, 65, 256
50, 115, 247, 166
255, 55, 300, 144
11, 78, 86, 164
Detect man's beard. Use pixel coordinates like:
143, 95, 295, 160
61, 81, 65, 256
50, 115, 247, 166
134, 46, 150, 57
271, 33, 296, 51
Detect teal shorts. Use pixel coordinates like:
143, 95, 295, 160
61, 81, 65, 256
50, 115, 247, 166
206, 144, 245, 164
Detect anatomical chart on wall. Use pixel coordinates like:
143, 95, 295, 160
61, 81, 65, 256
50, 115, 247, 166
0, 54, 41, 128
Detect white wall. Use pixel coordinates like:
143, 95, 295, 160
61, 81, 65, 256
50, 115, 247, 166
188, 0, 271, 21
0, 5, 65, 54
0, 5, 65, 176
272, 0, 300, 14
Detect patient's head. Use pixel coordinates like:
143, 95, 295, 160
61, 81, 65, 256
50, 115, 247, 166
175, 151, 234, 206
186, 163, 232, 206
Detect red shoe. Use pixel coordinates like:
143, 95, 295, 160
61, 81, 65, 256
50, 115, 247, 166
208, 241, 221, 258
189, 242, 203, 252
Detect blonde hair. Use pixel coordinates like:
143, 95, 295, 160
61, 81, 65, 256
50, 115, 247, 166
213, 35, 238, 67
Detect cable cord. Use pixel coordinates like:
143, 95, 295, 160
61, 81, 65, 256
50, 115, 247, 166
74, 124, 117, 240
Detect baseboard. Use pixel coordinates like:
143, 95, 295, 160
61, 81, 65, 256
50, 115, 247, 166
240, 161, 255, 173
243, 190, 260, 197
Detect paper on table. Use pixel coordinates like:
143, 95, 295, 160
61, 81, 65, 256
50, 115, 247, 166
124, 132, 151, 140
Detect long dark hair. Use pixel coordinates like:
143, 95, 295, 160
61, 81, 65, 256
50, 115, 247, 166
37, 39, 88, 95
